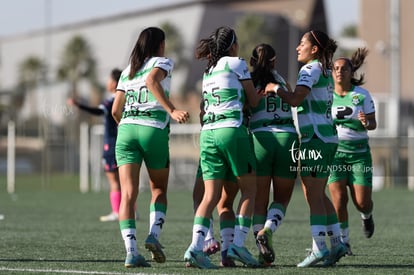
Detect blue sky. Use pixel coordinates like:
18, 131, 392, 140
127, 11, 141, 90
0, 0, 358, 38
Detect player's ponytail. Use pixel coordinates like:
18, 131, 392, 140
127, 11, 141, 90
250, 43, 277, 88
195, 26, 237, 73
335, 47, 368, 86
307, 30, 337, 77
350, 47, 368, 86
128, 27, 165, 80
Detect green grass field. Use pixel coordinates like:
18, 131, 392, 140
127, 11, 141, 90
0, 174, 413, 274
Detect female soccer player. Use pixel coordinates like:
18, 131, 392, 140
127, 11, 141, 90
328, 48, 376, 255
112, 26, 190, 268
184, 26, 261, 269
248, 44, 298, 266
265, 30, 347, 267
191, 170, 238, 267
68, 68, 123, 222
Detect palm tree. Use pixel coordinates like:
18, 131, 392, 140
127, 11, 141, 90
57, 35, 98, 173
17, 55, 49, 186
235, 14, 296, 85
161, 22, 186, 69
20, 56, 46, 88
18, 56, 46, 122
234, 14, 273, 61
336, 24, 359, 58
161, 21, 191, 99
341, 24, 358, 37
57, 35, 98, 99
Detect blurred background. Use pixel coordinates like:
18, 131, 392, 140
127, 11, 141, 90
1, 0, 413, 193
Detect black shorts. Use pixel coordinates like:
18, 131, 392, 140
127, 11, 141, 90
103, 154, 118, 172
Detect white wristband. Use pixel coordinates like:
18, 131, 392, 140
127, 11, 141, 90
273, 84, 281, 93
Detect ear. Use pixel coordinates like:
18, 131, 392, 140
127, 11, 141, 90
249, 57, 255, 67
311, 45, 319, 55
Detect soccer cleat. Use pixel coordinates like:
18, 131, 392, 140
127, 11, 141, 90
220, 256, 236, 267
227, 244, 260, 267
362, 216, 375, 238
256, 227, 275, 263
344, 242, 353, 256
322, 242, 348, 266
99, 212, 118, 222
297, 248, 329, 267
220, 250, 236, 267
124, 253, 151, 268
184, 247, 218, 269
258, 253, 272, 267
203, 238, 220, 256
145, 234, 166, 263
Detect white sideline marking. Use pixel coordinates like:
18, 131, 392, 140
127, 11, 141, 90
0, 267, 171, 275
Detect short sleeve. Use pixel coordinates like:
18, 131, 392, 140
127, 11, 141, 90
296, 63, 321, 89
116, 66, 130, 92
363, 90, 376, 114
231, 58, 251, 80
154, 57, 174, 76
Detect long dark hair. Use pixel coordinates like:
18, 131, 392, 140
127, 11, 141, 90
128, 27, 165, 79
250, 43, 277, 88
306, 30, 337, 77
336, 47, 368, 86
195, 26, 237, 73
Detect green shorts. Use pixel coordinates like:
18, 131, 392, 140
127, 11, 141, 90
115, 124, 170, 169
299, 138, 337, 178
327, 150, 373, 186
200, 126, 256, 181
195, 161, 236, 182
252, 131, 298, 178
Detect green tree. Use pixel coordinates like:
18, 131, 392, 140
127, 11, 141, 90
56, 35, 99, 173
20, 56, 46, 90
57, 35, 98, 99
234, 14, 273, 61
17, 56, 46, 127
161, 22, 186, 69
341, 24, 358, 37
17, 55, 50, 184
336, 24, 359, 58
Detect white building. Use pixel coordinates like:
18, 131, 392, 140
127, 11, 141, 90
0, 0, 325, 124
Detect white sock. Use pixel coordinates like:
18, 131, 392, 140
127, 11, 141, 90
190, 223, 208, 251
121, 228, 138, 256
311, 225, 327, 252
340, 227, 349, 244
149, 210, 166, 239
326, 222, 342, 247
205, 218, 214, 241
233, 216, 250, 247
220, 227, 234, 252
264, 208, 285, 233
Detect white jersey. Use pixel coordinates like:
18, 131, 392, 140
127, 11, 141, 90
201, 56, 251, 130
296, 61, 337, 143
249, 70, 296, 133
332, 85, 375, 152
116, 57, 174, 129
